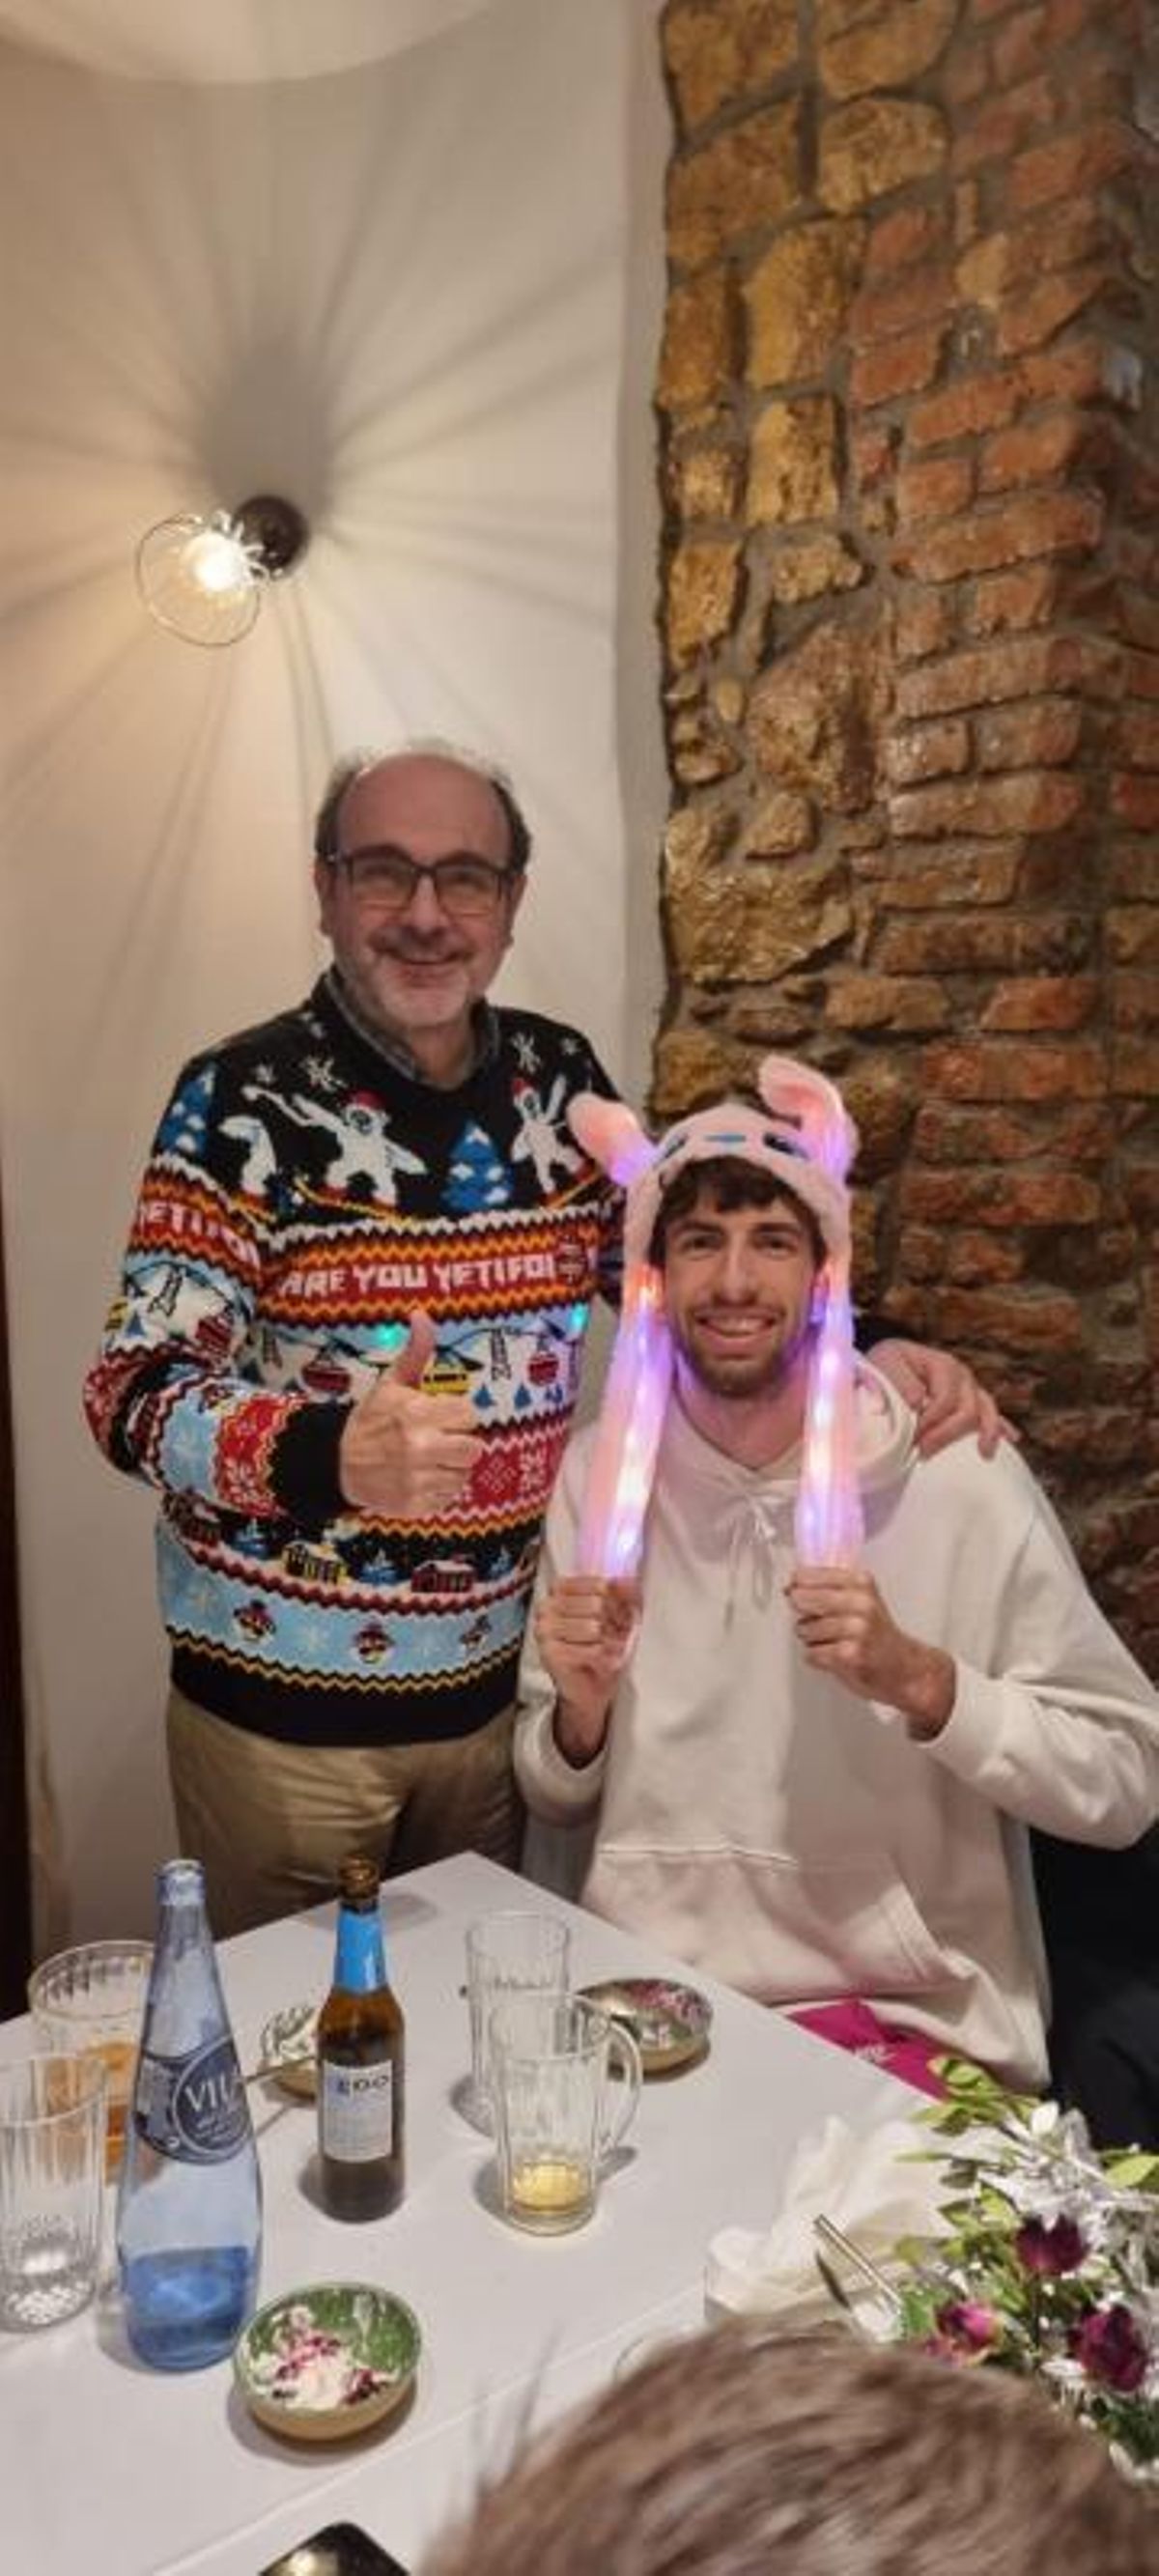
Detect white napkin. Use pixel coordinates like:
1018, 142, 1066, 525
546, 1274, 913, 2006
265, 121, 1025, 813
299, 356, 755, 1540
704, 2113, 951, 2326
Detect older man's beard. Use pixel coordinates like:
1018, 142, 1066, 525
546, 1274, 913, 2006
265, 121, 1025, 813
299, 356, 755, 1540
339, 942, 473, 1041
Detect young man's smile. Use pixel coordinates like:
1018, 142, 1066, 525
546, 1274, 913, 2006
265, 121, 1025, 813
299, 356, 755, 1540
664, 1195, 819, 1402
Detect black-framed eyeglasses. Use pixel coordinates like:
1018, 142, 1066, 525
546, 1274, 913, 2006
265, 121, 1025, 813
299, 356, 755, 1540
329, 846, 519, 920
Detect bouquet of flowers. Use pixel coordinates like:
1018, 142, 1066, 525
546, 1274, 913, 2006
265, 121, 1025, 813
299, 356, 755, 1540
864, 2061, 1159, 2486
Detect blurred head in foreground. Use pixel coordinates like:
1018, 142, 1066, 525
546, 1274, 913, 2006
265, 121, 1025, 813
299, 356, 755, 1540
424, 2322, 1154, 2576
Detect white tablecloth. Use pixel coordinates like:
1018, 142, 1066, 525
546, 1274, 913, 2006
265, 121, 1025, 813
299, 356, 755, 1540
5, 1854, 914, 2575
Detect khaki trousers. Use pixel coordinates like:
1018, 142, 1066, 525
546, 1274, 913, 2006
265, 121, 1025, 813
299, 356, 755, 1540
166, 1688, 523, 1938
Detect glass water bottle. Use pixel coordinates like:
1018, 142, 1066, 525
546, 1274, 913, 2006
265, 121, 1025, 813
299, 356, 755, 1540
116, 1857, 262, 2369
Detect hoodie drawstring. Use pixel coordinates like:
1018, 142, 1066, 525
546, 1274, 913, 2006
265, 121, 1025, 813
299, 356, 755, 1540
724, 1492, 791, 1622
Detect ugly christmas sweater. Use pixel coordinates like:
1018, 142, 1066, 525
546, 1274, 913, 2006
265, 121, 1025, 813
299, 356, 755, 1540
84, 977, 620, 1745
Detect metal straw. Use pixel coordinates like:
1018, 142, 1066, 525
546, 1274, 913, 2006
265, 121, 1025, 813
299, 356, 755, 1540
814, 2213, 903, 2316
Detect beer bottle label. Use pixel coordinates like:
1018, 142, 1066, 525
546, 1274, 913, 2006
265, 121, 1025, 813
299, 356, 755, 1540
133, 2038, 248, 2165
321, 2057, 395, 2163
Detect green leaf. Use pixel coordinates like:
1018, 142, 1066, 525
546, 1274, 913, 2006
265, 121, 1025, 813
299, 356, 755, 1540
1103, 2150, 1159, 2191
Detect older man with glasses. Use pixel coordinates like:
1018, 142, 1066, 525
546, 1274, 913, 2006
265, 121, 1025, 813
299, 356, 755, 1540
85, 743, 1002, 1935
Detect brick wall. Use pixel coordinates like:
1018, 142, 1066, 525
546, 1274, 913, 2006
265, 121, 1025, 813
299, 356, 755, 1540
655, 0, 1159, 1671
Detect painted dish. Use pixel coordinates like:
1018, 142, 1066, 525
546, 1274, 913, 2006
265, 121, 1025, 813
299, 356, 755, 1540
257, 2000, 320, 2098
235, 2282, 421, 2445
579, 1977, 712, 2076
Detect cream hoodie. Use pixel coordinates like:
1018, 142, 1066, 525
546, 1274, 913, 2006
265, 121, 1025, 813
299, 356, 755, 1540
515, 1367, 1159, 2088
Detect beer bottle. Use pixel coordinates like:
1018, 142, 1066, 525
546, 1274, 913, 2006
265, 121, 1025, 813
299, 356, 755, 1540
317, 1855, 405, 2221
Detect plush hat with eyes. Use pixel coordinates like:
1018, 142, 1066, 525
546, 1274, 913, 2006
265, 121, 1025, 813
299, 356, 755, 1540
567, 1057, 863, 1579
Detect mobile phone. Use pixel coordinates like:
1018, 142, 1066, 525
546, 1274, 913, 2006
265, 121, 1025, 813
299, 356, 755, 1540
257, 2521, 410, 2576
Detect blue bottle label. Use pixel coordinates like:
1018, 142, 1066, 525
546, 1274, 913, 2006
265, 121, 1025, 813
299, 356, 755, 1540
334, 1909, 387, 1993
133, 2037, 248, 2164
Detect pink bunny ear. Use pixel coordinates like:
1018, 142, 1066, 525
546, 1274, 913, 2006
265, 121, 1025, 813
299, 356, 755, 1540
756, 1054, 859, 1185
568, 1092, 657, 1188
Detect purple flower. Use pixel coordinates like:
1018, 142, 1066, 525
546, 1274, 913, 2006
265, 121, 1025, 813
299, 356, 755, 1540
1014, 2215, 1087, 2277
1069, 2303, 1149, 2394
935, 2299, 1001, 2357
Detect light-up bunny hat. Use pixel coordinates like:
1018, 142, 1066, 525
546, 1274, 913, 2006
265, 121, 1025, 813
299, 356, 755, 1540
568, 1056, 863, 1578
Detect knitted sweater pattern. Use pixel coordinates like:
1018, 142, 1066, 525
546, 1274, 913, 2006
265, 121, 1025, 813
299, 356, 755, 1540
85, 978, 619, 1744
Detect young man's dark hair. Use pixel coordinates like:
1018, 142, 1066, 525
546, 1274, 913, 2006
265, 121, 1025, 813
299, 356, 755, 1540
648, 1152, 826, 1270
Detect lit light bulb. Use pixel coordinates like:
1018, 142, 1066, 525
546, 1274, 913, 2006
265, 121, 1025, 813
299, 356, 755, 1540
135, 495, 307, 648
182, 524, 254, 598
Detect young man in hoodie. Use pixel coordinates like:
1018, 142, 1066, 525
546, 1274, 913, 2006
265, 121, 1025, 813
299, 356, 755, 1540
514, 1062, 1159, 2094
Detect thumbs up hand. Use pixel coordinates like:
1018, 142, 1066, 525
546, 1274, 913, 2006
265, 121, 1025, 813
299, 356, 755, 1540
338, 1310, 481, 1518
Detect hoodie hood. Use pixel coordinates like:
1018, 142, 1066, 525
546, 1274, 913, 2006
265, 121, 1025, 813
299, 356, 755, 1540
665, 1359, 916, 1500
664, 1361, 917, 1617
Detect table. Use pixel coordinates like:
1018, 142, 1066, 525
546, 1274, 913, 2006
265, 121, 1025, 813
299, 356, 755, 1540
5, 1854, 916, 2575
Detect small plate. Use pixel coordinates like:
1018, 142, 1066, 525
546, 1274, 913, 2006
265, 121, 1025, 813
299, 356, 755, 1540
235, 2282, 420, 2444
257, 2000, 320, 2098
580, 1977, 712, 2076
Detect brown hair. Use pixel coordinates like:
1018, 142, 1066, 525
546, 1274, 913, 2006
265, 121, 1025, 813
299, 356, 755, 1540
648, 1154, 825, 1270
424, 2323, 1155, 2576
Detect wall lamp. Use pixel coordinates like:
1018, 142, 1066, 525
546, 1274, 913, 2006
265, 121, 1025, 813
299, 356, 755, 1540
135, 494, 309, 646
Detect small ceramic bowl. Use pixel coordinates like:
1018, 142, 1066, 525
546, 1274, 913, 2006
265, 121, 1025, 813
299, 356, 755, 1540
579, 1977, 713, 2076
257, 2000, 320, 2099
235, 2282, 421, 2444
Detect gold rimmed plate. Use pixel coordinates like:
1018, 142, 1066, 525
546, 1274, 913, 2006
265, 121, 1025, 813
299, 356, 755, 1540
580, 1976, 712, 2076
235, 2282, 420, 2445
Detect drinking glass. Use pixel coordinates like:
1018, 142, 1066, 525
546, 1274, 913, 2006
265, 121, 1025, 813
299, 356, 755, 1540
28, 1939, 152, 2179
489, 1992, 641, 2234
0, 2053, 108, 2328
463, 1911, 571, 2133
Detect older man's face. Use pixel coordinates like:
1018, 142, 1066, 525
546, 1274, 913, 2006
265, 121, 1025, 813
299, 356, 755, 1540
315, 752, 524, 1063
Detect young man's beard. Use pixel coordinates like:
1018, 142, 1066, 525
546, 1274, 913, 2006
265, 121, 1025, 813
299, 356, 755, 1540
671, 1315, 812, 1402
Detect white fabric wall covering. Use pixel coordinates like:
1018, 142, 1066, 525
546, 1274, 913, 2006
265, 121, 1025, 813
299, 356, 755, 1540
0, 0, 499, 86
0, 0, 666, 1939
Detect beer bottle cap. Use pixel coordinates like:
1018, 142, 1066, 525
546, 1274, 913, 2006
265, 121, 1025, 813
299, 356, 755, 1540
337, 1854, 381, 1902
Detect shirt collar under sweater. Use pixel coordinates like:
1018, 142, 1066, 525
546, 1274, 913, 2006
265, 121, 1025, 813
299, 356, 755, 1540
324, 965, 500, 1083
661, 1364, 917, 1616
